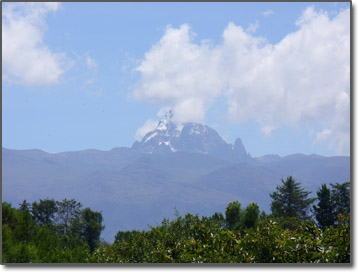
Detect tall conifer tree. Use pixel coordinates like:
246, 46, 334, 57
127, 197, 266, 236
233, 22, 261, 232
313, 184, 335, 228
270, 176, 315, 220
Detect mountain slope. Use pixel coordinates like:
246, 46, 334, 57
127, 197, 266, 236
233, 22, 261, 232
2, 118, 350, 241
196, 163, 283, 210
255, 154, 351, 190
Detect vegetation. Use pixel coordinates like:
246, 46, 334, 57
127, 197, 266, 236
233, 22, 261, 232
225, 200, 241, 230
2, 199, 104, 263
2, 179, 350, 263
313, 184, 335, 228
270, 176, 315, 220
89, 212, 349, 263
313, 182, 350, 229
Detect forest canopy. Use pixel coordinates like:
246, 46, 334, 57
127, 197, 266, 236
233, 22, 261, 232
2, 178, 350, 263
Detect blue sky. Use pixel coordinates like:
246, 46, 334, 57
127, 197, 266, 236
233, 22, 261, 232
2, 2, 350, 157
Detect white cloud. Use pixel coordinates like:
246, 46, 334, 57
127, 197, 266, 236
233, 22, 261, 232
86, 55, 98, 70
133, 24, 224, 125
246, 21, 259, 33
260, 125, 277, 137
135, 119, 159, 141
83, 78, 95, 88
133, 7, 350, 155
262, 10, 274, 17
313, 129, 332, 144
2, 2, 71, 86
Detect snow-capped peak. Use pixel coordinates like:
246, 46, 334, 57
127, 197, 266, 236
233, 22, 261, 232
132, 111, 250, 162
157, 119, 169, 131
140, 113, 215, 146
156, 110, 175, 131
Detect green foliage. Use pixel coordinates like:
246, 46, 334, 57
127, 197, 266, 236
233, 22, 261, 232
31, 198, 57, 226
242, 202, 260, 229
2, 199, 103, 263
87, 178, 349, 263
114, 230, 138, 244
88, 212, 350, 263
320, 214, 350, 263
2, 178, 350, 263
16, 202, 35, 244
79, 208, 105, 252
272, 216, 306, 231
209, 212, 225, 224
330, 181, 350, 219
313, 184, 335, 228
270, 176, 315, 220
259, 210, 268, 220
224, 201, 260, 230
313, 182, 350, 228
55, 198, 82, 235
225, 201, 241, 230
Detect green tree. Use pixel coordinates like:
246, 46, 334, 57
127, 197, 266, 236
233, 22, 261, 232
17, 200, 34, 244
225, 201, 241, 230
330, 182, 350, 218
114, 230, 138, 244
31, 198, 57, 226
259, 211, 268, 220
79, 208, 104, 252
55, 199, 82, 235
313, 184, 335, 229
270, 176, 315, 220
242, 202, 260, 229
19, 200, 31, 213
89, 209, 350, 263
2, 200, 91, 263
2, 202, 16, 226
206, 212, 225, 227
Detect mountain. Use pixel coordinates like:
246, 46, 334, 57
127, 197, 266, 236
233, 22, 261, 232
2, 115, 350, 241
196, 163, 282, 209
132, 111, 251, 162
255, 153, 350, 191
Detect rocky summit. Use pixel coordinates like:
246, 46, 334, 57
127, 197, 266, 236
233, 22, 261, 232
132, 111, 251, 162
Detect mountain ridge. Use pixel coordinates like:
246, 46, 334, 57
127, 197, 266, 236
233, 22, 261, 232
2, 117, 350, 241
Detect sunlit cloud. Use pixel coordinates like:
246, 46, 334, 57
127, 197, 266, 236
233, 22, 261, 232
133, 6, 349, 155
2, 2, 72, 86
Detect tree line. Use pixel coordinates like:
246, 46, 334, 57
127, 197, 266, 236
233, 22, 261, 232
2, 176, 350, 263
2, 198, 104, 263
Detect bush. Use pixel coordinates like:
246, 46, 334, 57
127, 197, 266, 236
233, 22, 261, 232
88, 213, 350, 263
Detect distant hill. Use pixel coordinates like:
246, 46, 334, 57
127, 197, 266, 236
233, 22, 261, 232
2, 114, 350, 241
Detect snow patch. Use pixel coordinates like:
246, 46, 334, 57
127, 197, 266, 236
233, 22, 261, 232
163, 141, 177, 152
187, 123, 208, 136
190, 128, 201, 135
144, 131, 158, 143
157, 119, 169, 131
176, 123, 184, 133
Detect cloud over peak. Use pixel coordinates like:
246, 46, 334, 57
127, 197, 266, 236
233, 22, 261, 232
133, 6, 349, 155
